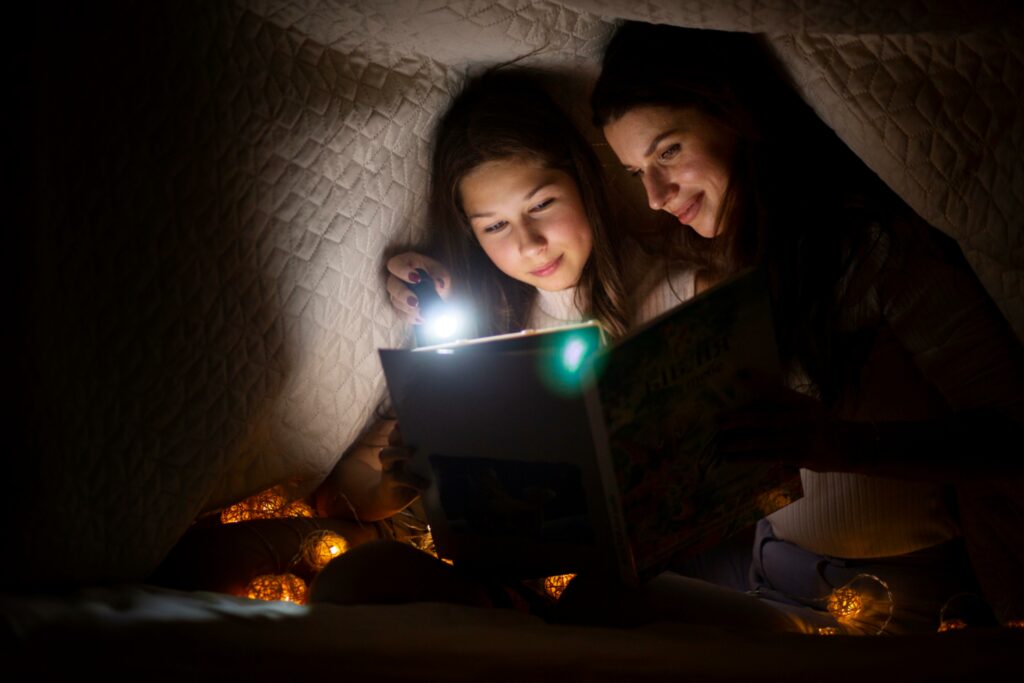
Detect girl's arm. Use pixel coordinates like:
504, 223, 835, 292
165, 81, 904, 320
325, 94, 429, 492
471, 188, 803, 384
313, 418, 427, 522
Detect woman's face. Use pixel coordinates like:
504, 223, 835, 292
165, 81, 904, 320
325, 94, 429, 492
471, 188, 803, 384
603, 105, 737, 239
460, 157, 593, 292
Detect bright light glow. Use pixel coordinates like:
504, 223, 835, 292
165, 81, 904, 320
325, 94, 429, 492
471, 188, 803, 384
561, 338, 588, 373
425, 308, 464, 342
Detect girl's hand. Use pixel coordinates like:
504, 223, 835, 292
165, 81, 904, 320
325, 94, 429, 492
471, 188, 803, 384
386, 252, 452, 325
716, 386, 849, 473
373, 422, 430, 518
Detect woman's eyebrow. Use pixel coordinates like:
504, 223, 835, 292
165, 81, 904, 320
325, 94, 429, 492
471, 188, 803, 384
645, 129, 679, 157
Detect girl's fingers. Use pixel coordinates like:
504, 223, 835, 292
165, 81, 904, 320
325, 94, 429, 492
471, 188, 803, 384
380, 446, 413, 468
387, 276, 425, 324
390, 468, 431, 491
385, 252, 452, 301
387, 422, 403, 447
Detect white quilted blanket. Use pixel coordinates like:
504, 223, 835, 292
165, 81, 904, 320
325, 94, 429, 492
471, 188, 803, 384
14, 0, 1022, 586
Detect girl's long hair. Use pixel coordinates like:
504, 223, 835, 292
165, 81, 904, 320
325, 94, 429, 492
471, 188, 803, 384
428, 69, 630, 340
592, 23, 899, 405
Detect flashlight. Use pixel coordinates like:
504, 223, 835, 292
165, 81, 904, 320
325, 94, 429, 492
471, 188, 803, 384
406, 268, 465, 346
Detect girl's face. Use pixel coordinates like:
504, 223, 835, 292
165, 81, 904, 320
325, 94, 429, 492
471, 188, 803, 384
602, 105, 737, 239
460, 157, 593, 292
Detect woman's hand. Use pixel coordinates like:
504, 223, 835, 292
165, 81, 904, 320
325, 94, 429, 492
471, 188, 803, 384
386, 252, 452, 325
716, 386, 850, 473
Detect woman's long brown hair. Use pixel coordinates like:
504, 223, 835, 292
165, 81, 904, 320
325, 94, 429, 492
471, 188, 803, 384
427, 69, 630, 339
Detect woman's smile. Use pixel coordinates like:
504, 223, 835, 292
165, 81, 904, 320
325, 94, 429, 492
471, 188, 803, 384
673, 192, 704, 226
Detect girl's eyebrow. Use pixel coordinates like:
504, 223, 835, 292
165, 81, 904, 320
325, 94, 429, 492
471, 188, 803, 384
467, 179, 557, 219
523, 180, 555, 201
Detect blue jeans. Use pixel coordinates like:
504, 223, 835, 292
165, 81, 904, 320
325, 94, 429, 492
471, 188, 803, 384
749, 518, 981, 634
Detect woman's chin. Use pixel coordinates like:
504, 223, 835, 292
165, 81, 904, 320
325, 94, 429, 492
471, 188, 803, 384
689, 219, 719, 239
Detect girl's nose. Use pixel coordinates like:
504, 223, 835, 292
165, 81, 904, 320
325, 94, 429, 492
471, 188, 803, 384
518, 222, 547, 255
643, 168, 676, 211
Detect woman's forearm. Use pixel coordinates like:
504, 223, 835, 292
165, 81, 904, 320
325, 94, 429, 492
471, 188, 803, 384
838, 412, 1023, 481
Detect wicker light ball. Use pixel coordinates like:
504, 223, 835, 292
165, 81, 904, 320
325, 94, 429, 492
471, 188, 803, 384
827, 586, 865, 619
938, 619, 968, 632
245, 573, 308, 604
301, 530, 349, 570
282, 500, 315, 518
220, 488, 287, 524
543, 573, 576, 600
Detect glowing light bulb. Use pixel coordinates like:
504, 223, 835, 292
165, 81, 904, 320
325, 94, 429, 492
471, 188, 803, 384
827, 586, 865, 619
245, 573, 308, 604
301, 530, 349, 570
543, 573, 576, 600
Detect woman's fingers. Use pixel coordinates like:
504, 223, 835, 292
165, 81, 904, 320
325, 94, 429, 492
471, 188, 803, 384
385, 252, 452, 301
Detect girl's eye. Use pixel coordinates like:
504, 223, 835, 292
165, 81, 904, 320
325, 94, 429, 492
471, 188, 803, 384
483, 220, 508, 234
628, 168, 643, 178
530, 197, 555, 212
659, 143, 681, 161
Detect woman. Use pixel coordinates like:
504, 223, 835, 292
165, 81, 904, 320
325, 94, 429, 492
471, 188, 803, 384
591, 22, 1024, 631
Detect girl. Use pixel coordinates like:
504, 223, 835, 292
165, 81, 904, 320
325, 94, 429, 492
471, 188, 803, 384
590, 22, 1024, 630
318, 68, 698, 528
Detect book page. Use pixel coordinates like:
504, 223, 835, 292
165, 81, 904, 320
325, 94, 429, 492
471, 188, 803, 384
597, 269, 803, 579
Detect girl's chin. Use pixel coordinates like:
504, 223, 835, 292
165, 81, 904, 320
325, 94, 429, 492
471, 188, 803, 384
533, 273, 581, 292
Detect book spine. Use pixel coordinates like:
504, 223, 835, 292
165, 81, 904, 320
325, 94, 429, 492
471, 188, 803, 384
582, 373, 637, 585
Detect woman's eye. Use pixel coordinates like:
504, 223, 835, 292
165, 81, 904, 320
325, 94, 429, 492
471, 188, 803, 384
530, 197, 555, 212
483, 220, 508, 234
659, 143, 681, 161
628, 169, 643, 178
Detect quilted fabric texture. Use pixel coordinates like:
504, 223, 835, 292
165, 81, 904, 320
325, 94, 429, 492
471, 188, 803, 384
12, 0, 1021, 586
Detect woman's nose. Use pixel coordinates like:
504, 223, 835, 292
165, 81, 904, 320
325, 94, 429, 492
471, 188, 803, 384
643, 168, 676, 211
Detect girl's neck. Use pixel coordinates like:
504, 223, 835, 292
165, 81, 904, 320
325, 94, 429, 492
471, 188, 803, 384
531, 286, 586, 327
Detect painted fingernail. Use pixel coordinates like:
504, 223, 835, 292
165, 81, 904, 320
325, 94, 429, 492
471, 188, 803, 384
408, 270, 421, 283
436, 278, 445, 289
407, 295, 418, 307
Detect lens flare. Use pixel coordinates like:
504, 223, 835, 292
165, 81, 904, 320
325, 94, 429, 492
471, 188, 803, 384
561, 338, 588, 373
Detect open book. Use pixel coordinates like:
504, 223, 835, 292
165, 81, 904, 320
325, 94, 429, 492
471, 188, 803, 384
379, 269, 802, 584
